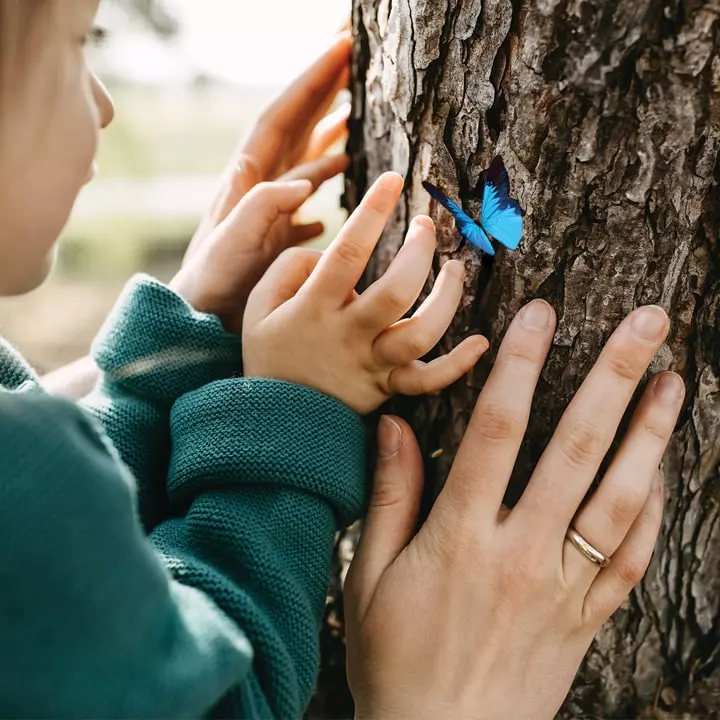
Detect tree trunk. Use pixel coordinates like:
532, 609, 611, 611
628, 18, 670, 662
312, 0, 720, 717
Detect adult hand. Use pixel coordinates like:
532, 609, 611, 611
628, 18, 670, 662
184, 32, 352, 263
172, 33, 351, 329
345, 302, 683, 719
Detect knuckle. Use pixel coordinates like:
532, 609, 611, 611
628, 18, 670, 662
601, 353, 641, 383
559, 419, 606, 469
613, 554, 647, 588
501, 548, 547, 596
641, 415, 673, 442
473, 400, 523, 443
401, 371, 430, 397
501, 341, 542, 370
406, 330, 432, 358
602, 487, 647, 529
380, 288, 411, 316
335, 239, 366, 267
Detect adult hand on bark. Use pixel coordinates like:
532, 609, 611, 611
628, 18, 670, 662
185, 31, 351, 262
345, 302, 684, 720
173, 33, 351, 333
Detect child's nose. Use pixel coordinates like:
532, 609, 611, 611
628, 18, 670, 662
91, 72, 115, 129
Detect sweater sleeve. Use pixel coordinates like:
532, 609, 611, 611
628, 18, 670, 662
0, 379, 366, 719
155, 378, 367, 718
80, 274, 243, 531
0, 390, 252, 718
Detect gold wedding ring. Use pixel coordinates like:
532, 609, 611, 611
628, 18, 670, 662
566, 528, 611, 568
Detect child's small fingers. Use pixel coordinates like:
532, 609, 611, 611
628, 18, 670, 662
224, 180, 314, 240
373, 259, 465, 365
388, 336, 489, 396
351, 216, 437, 334
244, 247, 323, 327
212, 155, 263, 227
305, 172, 404, 305
582, 469, 664, 631
280, 153, 350, 190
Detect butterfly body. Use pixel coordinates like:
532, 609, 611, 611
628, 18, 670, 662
422, 156, 522, 256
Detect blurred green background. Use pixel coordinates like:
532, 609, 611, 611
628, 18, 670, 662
0, 0, 348, 372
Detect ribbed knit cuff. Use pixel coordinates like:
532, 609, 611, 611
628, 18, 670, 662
92, 275, 243, 404
168, 378, 367, 526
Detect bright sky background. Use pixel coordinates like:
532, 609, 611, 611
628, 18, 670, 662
97, 0, 350, 86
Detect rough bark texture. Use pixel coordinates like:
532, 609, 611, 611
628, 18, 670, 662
310, 1, 720, 718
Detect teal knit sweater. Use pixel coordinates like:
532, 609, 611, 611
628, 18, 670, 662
0, 276, 366, 719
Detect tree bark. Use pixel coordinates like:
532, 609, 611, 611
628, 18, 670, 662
311, 0, 720, 718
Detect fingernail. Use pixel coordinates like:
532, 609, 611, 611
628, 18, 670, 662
378, 416, 402, 458
654, 372, 684, 405
288, 179, 313, 193
414, 215, 435, 231
521, 300, 552, 330
632, 306, 668, 342
444, 259, 465, 279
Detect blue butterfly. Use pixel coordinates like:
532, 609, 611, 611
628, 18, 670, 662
422, 156, 523, 256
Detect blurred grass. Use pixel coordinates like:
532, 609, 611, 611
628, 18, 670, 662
94, 82, 270, 179
58, 81, 274, 276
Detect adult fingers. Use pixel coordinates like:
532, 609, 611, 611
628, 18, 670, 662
345, 416, 424, 621
581, 469, 664, 630
304, 103, 351, 162
562, 372, 683, 587
442, 301, 556, 517
374, 259, 466, 365
241, 33, 351, 178
513, 306, 670, 536
351, 216, 437, 334
304, 172, 404, 305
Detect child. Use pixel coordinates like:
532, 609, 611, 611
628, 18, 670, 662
0, 1, 485, 717
0, 1, 684, 718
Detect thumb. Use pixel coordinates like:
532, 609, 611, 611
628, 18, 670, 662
346, 416, 424, 619
221, 178, 313, 239
184, 154, 263, 262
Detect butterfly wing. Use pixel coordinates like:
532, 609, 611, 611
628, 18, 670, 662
481, 156, 523, 251
463, 224, 495, 255
423, 180, 495, 254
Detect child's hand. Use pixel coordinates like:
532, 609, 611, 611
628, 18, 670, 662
242, 173, 489, 414
170, 178, 319, 334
